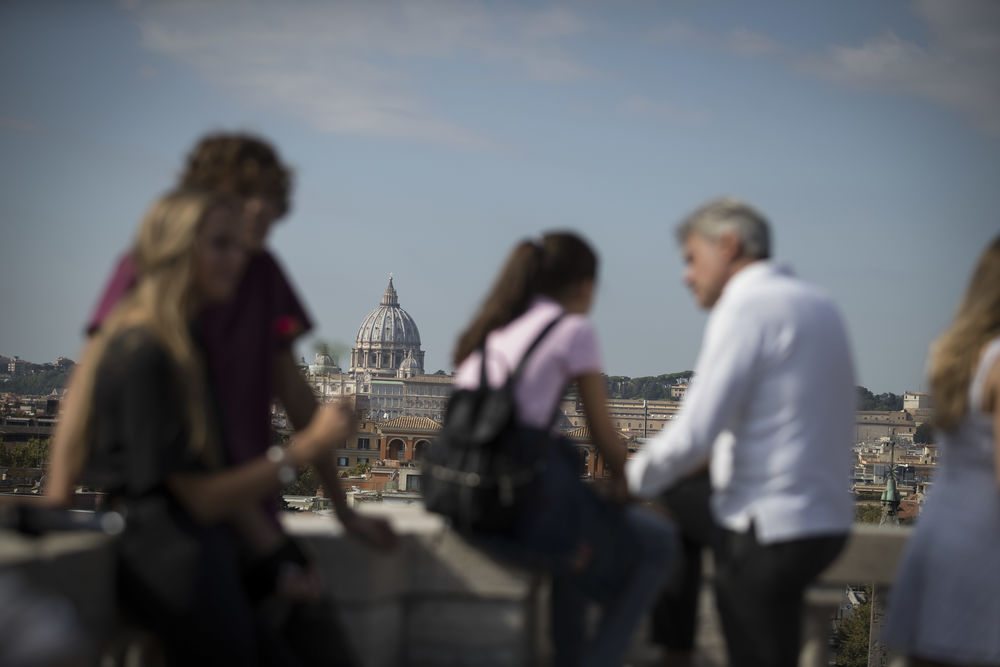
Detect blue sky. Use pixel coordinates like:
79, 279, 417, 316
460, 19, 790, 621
1, 0, 997, 394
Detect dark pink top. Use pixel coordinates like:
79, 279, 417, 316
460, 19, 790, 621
85, 250, 312, 466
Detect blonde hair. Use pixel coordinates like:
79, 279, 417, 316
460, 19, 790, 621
929, 235, 1000, 432
68, 189, 237, 474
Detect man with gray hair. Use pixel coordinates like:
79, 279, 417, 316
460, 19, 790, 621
626, 197, 855, 666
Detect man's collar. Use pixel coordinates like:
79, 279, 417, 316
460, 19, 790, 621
718, 260, 792, 302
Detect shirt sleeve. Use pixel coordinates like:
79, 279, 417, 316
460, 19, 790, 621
565, 318, 603, 378
625, 301, 763, 497
85, 253, 137, 335
260, 252, 313, 347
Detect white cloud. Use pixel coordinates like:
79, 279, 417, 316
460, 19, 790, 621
129, 1, 596, 148
799, 0, 1000, 136
649, 3, 1000, 138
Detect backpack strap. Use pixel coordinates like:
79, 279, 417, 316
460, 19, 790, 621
510, 313, 567, 381
478, 313, 568, 430
513, 314, 568, 432
477, 313, 567, 388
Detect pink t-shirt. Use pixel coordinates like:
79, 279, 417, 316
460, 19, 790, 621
454, 296, 602, 430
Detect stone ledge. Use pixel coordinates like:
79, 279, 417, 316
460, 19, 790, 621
2, 505, 914, 667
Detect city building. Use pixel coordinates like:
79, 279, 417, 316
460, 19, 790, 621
350, 277, 425, 378
305, 277, 453, 423
7, 357, 29, 376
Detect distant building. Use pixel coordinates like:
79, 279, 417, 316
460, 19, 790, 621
7, 357, 29, 376
903, 391, 933, 411
559, 397, 680, 438
350, 277, 425, 378
305, 277, 452, 422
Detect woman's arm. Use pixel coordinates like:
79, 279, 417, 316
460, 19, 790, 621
272, 349, 398, 550
42, 341, 96, 507
168, 403, 352, 525
576, 372, 626, 478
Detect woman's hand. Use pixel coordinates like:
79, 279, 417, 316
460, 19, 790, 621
288, 402, 355, 467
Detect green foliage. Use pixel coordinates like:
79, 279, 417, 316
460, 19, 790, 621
854, 503, 883, 524
856, 386, 903, 411
348, 461, 370, 477
914, 422, 934, 444
604, 372, 694, 400
281, 464, 319, 497
0, 438, 50, 468
833, 587, 872, 667
3, 366, 73, 396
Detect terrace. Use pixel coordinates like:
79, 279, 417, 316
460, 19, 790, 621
1, 502, 910, 666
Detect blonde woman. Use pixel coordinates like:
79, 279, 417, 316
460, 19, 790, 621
883, 235, 1000, 666
74, 189, 352, 665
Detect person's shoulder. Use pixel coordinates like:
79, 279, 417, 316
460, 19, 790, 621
112, 251, 137, 275
741, 265, 835, 309
243, 249, 302, 296
559, 312, 596, 337
251, 248, 287, 274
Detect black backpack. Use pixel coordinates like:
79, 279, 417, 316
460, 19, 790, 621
422, 315, 566, 533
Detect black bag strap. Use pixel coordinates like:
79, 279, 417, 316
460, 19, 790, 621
478, 313, 567, 388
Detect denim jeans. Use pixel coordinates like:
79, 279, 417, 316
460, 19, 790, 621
474, 440, 676, 667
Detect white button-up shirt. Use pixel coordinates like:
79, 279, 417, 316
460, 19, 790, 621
626, 261, 855, 543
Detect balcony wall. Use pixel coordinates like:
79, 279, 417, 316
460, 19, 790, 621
1, 504, 912, 667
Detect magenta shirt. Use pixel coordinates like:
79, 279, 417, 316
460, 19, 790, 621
454, 297, 602, 430
85, 250, 312, 466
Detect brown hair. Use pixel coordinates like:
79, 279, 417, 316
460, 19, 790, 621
929, 235, 1000, 432
453, 231, 597, 364
179, 133, 293, 217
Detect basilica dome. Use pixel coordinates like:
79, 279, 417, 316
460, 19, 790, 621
350, 277, 425, 377
355, 278, 421, 347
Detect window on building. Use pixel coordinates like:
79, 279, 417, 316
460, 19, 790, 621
358, 457, 370, 464
336, 457, 349, 467
357, 438, 371, 450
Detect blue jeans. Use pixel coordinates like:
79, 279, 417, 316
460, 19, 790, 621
475, 441, 677, 666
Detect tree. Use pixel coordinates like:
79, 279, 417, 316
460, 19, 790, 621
281, 464, 319, 497
604, 371, 694, 400
348, 461, 370, 477
856, 386, 903, 411
833, 586, 872, 667
914, 422, 934, 444
0, 438, 50, 468
855, 503, 882, 524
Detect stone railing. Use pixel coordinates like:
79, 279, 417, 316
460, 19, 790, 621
1, 504, 912, 667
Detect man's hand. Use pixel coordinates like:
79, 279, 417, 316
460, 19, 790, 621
339, 510, 399, 551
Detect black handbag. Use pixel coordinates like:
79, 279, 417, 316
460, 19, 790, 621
422, 315, 566, 533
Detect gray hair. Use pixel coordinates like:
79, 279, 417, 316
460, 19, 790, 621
675, 196, 771, 260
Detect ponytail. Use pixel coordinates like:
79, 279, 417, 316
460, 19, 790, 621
453, 231, 598, 365
453, 241, 542, 364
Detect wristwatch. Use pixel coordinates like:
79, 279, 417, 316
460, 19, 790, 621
266, 446, 298, 486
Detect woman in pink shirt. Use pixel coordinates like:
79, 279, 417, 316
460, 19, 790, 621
453, 232, 676, 667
